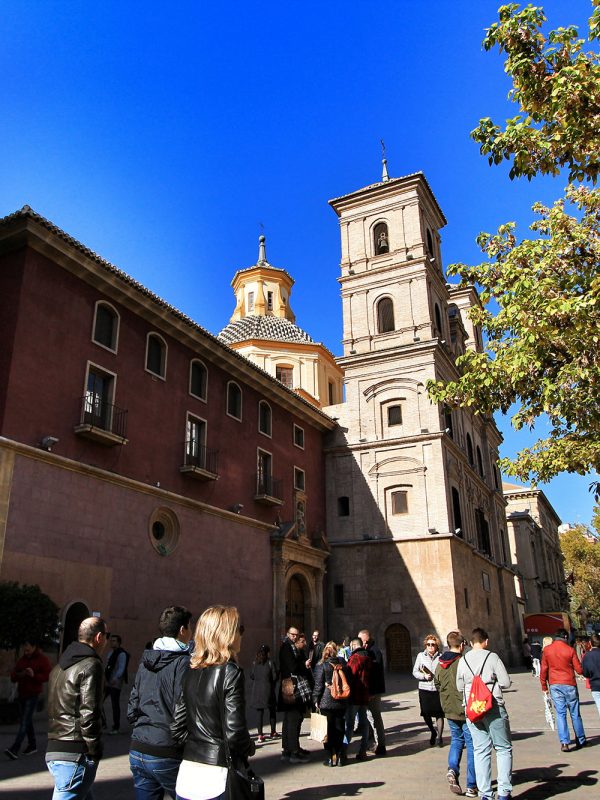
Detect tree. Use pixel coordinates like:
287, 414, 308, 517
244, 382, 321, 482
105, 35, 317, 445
0, 581, 59, 653
560, 526, 600, 621
427, 2, 600, 489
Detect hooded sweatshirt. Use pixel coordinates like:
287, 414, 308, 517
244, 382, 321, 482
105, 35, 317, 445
434, 651, 464, 721
128, 645, 190, 757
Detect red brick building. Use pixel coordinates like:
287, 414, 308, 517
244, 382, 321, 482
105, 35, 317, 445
0, 207, 334, 660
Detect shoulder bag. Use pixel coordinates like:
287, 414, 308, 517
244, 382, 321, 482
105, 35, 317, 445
218, 665, 265, 800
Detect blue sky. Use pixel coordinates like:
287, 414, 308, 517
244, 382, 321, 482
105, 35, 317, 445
1, 1, 596, 528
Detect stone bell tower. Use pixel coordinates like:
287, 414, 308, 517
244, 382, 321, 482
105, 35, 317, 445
324, 163, 519, 669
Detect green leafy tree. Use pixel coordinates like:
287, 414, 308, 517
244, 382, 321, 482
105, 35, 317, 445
0, 581, 59, 654
428, 2, 600, 489
560, 526, 600, 620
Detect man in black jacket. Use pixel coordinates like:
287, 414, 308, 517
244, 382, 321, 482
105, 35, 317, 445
359, 628, 387, 756
46, 616, 108, 800
128, 605, 193, 799
278, 627, 309, 764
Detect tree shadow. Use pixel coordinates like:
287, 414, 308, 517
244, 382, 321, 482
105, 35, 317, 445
281, 782, 386, 798
512, 764, 598, 799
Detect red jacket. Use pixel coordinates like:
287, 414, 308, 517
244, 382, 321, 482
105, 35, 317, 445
11, 649, 52, 698
540, 639, 582, 691
347, 648, 371, 705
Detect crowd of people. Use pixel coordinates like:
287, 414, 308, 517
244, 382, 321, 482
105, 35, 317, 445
4, 608, 600, 800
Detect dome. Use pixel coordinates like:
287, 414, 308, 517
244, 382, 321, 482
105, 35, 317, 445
218, 315, 314, 346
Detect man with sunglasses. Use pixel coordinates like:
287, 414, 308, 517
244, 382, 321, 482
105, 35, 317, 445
278, 627, 309, 764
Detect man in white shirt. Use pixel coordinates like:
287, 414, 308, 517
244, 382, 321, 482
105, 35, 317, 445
456, 627, 512, 800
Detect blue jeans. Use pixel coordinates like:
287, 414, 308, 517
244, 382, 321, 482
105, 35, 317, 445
345, 705, 369, 752
447, 718, 476, 790
47, 758, 98, 800
592, 690, 600, 719
129, 750, 181, 800
549, 684, 586, 745
467, 703, 512, 798
11, 695, 38, 752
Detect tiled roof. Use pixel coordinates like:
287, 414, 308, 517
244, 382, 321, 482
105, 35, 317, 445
219, 315, 315, 345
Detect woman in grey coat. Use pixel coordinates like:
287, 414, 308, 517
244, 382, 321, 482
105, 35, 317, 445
249, 645, 278, 741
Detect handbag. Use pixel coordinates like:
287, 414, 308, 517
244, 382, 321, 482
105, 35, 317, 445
309, 710, 328, 743
281, 676, 296, 705
218, 667, 265, 800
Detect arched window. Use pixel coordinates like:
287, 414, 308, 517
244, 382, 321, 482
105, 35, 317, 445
426, 228, 434, 255
476, 446, 484, 477
373, 222, 390, 255
92, 302, 119, 352
227, 382, 242, 420
443, 405, 454, 439
189, 360, 207, 401
376, 297, 395, 334
434, 303, 443, 336
466, 433, 474, 466
146, 333, 167, 378
258, 400, 272, 436
452, 487, 463, 537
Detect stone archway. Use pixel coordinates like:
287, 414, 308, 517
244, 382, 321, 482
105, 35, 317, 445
286, 574, 308, 633
385, 623, 412, 671
61, 601, 90, 652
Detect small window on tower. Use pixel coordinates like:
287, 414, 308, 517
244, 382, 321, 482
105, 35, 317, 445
267, 291, 274, 311
391, 490, 408, 515
387, 405, 402, 426
373, 222, 389, 255
247, 292, 254, 313
276, 365, 294, 388
376, 297, 395, 333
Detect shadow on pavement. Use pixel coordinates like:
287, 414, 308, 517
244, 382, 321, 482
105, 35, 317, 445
512, 730, 544, 741
513, 764, 598, 799
281, 782, 385, 798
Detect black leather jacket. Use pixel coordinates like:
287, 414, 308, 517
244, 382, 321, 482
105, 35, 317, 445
171, 661, 254, 767
47, 642, 105, 760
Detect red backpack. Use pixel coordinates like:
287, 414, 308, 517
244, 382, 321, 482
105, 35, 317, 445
464, 652, 496, 723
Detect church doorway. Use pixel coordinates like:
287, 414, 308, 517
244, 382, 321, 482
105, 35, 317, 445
385, 623, 412, 671
61, 601, 90, 652
285, 575, 307, 633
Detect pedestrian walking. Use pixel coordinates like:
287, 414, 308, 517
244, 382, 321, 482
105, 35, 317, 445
358, 628, 387, 755
434, 631, 477, 797
4, 640, 51, 760
456, 627, 513, 800
530, 640, 542, 677
540, 627, 586, 751
249, 645, 278, 741
413, 633, 445, 746
344, 637, 371, 761
582, 633, 600, 719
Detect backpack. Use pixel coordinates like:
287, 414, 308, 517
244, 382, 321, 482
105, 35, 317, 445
464, 652, 496, 723
329, 663, 350, 700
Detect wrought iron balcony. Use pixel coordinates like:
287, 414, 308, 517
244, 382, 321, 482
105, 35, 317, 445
74, 396, 128, 445
254, 473, 284, 506
180, 441, 219, 480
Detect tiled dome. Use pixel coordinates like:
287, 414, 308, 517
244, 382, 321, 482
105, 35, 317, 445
218, 315, 314, 345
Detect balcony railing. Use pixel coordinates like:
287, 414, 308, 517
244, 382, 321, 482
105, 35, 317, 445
74, 396, 128, 444
254, 473, 284, 505
180, 441, 219, 480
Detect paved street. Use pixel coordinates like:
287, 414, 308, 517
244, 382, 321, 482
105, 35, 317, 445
1, 669, 598, 799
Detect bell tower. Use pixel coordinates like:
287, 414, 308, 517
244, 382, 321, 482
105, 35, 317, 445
329, 170, 448, 357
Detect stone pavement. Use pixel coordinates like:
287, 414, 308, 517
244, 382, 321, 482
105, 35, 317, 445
0, 669, 598, 799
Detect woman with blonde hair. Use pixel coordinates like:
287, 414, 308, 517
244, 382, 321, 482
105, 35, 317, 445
412, 633, 445, 746
312, 640, 350, 767
171, 605, 254, 800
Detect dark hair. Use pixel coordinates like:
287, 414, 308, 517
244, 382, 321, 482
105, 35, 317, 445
591, 633, 600, 648
110, 633, 122, 645
471, 627, 488, 644
159, 606, 193, 638
256, 644, 270, 664
78, 617, 107, 643
555, 628, 569, 640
